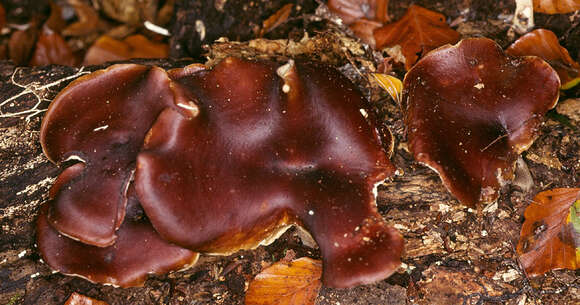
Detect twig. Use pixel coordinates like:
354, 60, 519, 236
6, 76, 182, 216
480, 133, 508, 152
0, 67, 90, 122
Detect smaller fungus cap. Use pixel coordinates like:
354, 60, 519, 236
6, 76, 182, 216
402, 38, 560, 206
37, 182, 199, 288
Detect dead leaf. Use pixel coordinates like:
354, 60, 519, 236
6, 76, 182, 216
63, 0, 100, 36
98, 0, 158, 25
9, 25, 39, 66
45, 1, 66, 32
371, 73, 402, 104
260, 3, 293, 37
533, 0, 580, 14
349, 18, 382, 47
373, 4, 460, 70
245, 257, 322, 305
30, 26, 78, 66
83, 34, 168, 65
156, 0, 174, 26
328, 0, 389, 24
517, 188, 580, 276
506, 29, 580, 89
64, 292, 109, 305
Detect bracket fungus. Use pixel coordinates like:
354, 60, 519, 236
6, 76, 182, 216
38, 57, 403, 288
402, 38, 560, 206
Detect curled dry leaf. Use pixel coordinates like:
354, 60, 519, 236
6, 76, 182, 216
533, 0, 580, 14
97, 0, 158, 25
9, 25, 39, 66
349, 19, 383, 47
517, 188, 580, 276
64, 292, 109, 305
374, 4, 459, 70
371, 73, 402, 104
83, 34, 169, 65
327, 0, 389, 47
403, 38, 560, 206
245, 257, 322, 305
156, 0, 174, 26
260, 3, 293, 37
62, 0, 100, 37
327, 0, 389, 24
30, 27, 78, 66
506, 29, 580, 89
45, 0, 66, 32
39, 57, 403, 288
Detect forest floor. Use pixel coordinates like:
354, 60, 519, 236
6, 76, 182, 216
0, 0, 579, 304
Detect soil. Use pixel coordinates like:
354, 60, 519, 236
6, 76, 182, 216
0, 1, 579, 304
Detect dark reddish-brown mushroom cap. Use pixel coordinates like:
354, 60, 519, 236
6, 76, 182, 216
402, 38, 560, 206
135, 57, 402, 288
37, 176, 199, 287
39, 64, 178, 246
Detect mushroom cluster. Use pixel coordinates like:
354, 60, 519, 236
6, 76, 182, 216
37, 57, 404, 288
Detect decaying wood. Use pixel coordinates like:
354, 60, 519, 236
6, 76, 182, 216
0, 33, 579, 304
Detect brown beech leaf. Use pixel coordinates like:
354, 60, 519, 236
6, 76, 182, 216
9, 26, 39, 66
83, 34, 168, 65
245, 257, 322, 305
506, 29, 580, 89
30, 27, 78, 66
45, 1, 66, 32
62, 0, 100, 36
64, 292, 109, 305
349, 18, 383, 47
374, 4, 459, 70
533, 0, 580, 14
328, 0, 389, 24
517, 188, 580, 276
98, 0, 158, 25
156, 0, 174, 26
260, 3, 293, 37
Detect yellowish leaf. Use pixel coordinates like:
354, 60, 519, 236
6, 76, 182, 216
371, 73, 402, 104
245, 257, 322, 305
